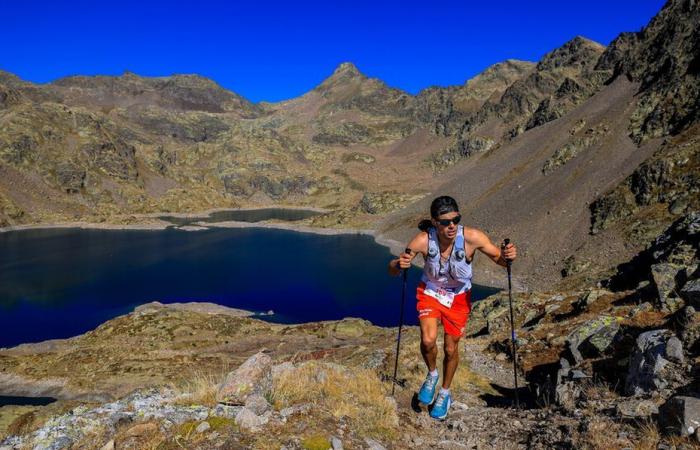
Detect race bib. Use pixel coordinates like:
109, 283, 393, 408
424, 282, 456, 308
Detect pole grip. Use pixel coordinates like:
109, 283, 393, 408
502, 238, 512, 268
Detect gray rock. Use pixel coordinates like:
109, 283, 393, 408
34, 435, 73, 450
437, 440, 471, 449
212, 404, 243, 419
625, 329, 679, 396
331, 436, 344, 450
217, 352, 272, 405
280, 403, 311, 419
364, 438, 387, 450
616, 398, 659, 418
244, 394, 271, 416
680, 306, 700, 350
651, 263, 686, 312
665, 336, 684, 363
681, 278, 700, 307
195, 421, 211, 433
659, 396, 700, 436
234, 407, 269, 431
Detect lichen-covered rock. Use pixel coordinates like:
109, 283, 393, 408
651, 263, 686, 312
216, 352, 272, 405
566, 316, 621, 365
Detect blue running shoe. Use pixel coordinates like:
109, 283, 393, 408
430, 390, 452, 420
417, 372, 439, 405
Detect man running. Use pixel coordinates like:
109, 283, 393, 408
388, 195, 517, 420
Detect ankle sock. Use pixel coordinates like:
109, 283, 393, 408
429, 369, 438, 377
439, 387, 450, 395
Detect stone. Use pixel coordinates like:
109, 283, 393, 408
211, 404, 242, 419
331, 436, 344, 450
217, 352, 272, 405
616, 398, 659, 418
364, 438, 387, 450
629, 302, 654, 317
244, 394, 271, 416
234, 407, 269, 431
625, 329, 685, 396
659, 396, 700, 436
566, 316, 621, 364
333, 318, 371, 338
651, 263, 686, 312
280, 403, 311, 419
665, 336, 684, 363
681, 279, 700, 308
100, 441, 115, 450
575, 289, 609, 310
195, 421, 211, 433
679, 307, 700, 351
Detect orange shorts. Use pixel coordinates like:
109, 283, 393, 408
416, 282, 472, 337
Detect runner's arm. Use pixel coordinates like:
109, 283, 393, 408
388, 232, 428, 276
467, 229, 517, 268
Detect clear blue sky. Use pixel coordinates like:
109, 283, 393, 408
2, 0, 666, 103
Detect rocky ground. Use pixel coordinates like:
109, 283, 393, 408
0, 212, 698, 449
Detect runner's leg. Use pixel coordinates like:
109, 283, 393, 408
419, 318, 439, 371
442, 333, 461, 389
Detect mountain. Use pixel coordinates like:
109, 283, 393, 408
378, 0, 700, 290
51, 72, 263, 116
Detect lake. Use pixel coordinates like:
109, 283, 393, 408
0, 224, 499, 348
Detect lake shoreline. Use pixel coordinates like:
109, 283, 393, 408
0, 206, 410, 263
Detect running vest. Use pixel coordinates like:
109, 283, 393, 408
421, 225, 472, 295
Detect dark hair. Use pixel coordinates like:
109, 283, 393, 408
430, 196, 459, 218
417, 196, 460, 231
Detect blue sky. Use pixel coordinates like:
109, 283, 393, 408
2, 1, 666, 102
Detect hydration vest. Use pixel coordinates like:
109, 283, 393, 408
421, 224, 472, 293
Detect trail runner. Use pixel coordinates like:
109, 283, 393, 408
388, 195, 517, 420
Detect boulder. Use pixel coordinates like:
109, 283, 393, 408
659, 396, 700, 436
216, 352, 272, 405
566, 316, 621, 364
651, 263, 686, 312
624, 329, 686, 396
234, 407, 269, 431
681, 278, 700, 308
679, 306, 700, 351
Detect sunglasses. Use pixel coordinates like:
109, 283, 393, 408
436, 215, 461, 226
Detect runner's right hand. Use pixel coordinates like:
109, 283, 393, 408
397, 251, 412, 269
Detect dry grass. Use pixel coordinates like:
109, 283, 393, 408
631, 421, 660, 450
272, 361, 398, 440
170, 366, 229, 407
579, 415, 632, 450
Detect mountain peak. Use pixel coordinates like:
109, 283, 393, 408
536, 35, 606, 72
315, 62, 368, 93
332, 62, 362, 77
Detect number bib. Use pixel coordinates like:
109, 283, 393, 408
424, 281, 456, 308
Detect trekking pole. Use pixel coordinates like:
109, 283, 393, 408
391, 248, 411, 396
503, 238, 520, 409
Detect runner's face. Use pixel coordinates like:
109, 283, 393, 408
434, 212, 459, 241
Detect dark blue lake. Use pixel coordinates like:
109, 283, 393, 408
0, 226, 498, 348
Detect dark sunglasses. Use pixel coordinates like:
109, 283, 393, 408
436, 215, 461, 226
